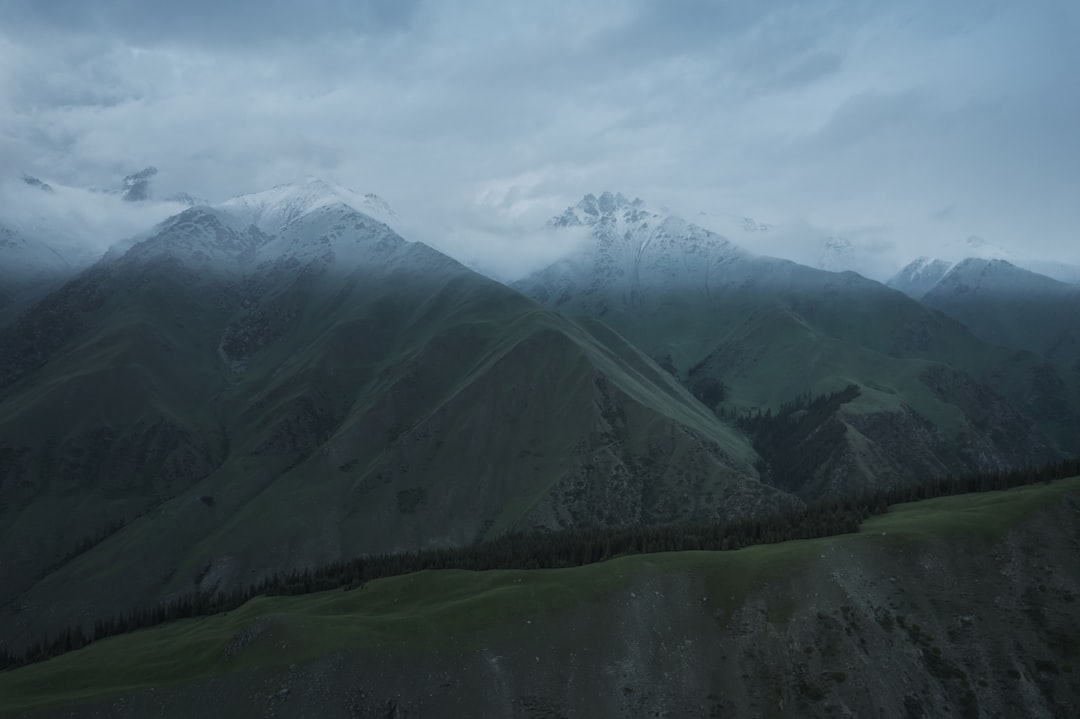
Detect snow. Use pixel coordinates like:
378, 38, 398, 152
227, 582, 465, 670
104, 178, 425, 277
218, 177, 398, 236
526, 191, 750, 301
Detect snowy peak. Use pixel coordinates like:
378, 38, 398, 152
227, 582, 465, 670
518, 193, 749, 306
218, 177, 397, 236
552, 192, 643, 227
890, 255, 1075, 303
929, 258, 1070, 298
548, 192, 740, 256
887, 257, 954, 299
114, 182, 416, 276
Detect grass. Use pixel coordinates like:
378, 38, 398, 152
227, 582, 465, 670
861, 476, 1080, 538
2, 248, 772, 654
3, 476, 1077, 715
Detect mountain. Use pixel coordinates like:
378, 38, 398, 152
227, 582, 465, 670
0, 222, 95, 323
0, 181, 791, 651
218, 176, 398, 235
886, 256, 954, 299
1021, 259, 1080, 285
515, 193, 1080, 497
120, 167, 158, 202
0, 177, 130, 321
0, 224, 68, 308
917, 258, 1080, 366
5, 478, 1078, 718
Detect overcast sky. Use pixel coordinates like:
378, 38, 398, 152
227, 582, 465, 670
1, 0, 1078, 278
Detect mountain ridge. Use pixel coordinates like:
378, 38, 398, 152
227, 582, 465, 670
0, 185, 789, 652
514, 192, 1080, 496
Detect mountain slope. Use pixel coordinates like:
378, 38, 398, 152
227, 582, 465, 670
0, 223, 85, 323
4, 478, 1078, 718
917, 258, 1080, 366
0, 183, 788, 651
514, 193, 1080, 495
886, 256, 954, 299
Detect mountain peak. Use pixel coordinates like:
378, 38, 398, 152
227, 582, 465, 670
552, 192, 645, 228
218, 177, 397, 235
887, 257, 955, 299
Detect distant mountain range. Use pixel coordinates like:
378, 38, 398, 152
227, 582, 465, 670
890, 256, 1080, 366
517, 192, 1079, 490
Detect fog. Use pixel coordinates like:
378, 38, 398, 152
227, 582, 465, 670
2, 0, 1077, 278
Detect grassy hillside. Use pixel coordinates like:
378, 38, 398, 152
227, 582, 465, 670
4, 477, 1078, 717
0, 208, 783, 653
519, 250, 1080, 496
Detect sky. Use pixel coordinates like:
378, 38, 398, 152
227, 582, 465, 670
1, 0, 1078, 279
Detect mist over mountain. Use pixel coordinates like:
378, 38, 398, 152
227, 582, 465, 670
0, 179, 803, 653
1, 178, 1079, 717
516, 192, 1080, 495
3, 0, 1080, 713
889, 258, 1080, 366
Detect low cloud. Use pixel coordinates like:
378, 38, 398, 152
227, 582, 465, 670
0, 176, 187, 260
1, 0, 1077, 275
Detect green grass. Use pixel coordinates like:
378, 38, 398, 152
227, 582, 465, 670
3, 477, 1077, 715
861, 476, 1080, 538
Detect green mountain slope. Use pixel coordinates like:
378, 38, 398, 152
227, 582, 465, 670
4, 478, 1077, 718
514, 194, 1080, 496
0, 188, 787, 651
919, 258, 1080, 367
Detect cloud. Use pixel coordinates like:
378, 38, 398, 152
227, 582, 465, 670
2, 0, 422, 46
0, 0, 1077, 277
0, 176, 187, 261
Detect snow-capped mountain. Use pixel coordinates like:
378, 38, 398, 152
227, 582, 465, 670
537, 191, 747, 306
898, 257, 1080, 363
888, 231, 1080, 291
886, 257, 955, 299
117, 208, 270, 271
110, 178, 412, 276
925, 258, 1060, 298
218, 177, 398, 237
890, 252, 1080, 300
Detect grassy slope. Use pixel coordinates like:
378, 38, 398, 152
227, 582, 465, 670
520, 253, 1080, 469
2, 240, 772, 649
3, 476, 1077, 715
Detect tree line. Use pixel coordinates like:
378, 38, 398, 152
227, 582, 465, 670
2, 456, 1079, 672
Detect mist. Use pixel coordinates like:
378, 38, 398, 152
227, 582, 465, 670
0, 176, 187, 262
1, 0, 1077, 277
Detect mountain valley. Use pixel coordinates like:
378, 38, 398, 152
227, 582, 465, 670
2, 180, 1078, 718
